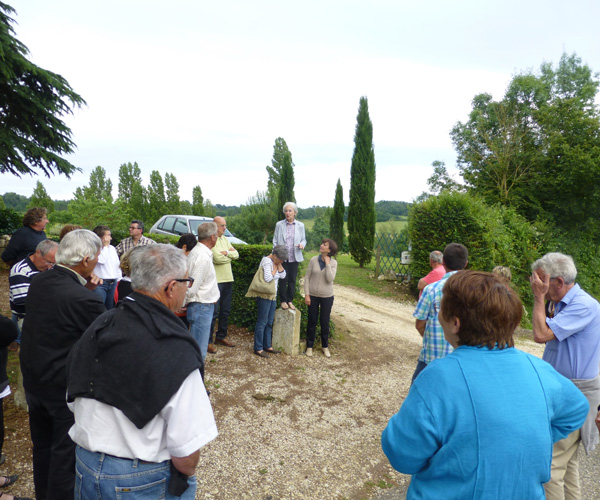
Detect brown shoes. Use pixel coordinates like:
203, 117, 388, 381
215, 338, 235, 347
207, 344, 217, 354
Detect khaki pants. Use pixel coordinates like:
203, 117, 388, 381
544, 429, 581, 500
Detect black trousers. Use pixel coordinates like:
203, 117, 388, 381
279, 261, 299, 304
306, 295, 334, 348
210, 281, 233, 342
26, 391, 76, 500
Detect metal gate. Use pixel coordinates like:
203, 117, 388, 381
373, 232, 411, 279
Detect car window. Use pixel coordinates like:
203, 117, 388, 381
159, 217, 176, 232
224, 229, 234, 238
189, 219, 201, 235
174, 218, 188, 235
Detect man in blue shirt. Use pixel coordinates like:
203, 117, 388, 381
412, 243, 468, 383
531, 252, 600, 500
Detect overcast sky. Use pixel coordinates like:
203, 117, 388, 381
2, 0, 600, 208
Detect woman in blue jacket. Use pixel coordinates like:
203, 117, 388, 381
382, 270, 589, 500
272, 202, 306, 311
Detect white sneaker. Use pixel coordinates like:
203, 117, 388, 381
323, 347, 331, 358
306, 348, 313, 357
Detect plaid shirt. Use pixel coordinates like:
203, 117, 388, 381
115, 235, 156, 258
413, 271, 457, 364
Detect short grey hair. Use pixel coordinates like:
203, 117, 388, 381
282, 202, 298, 215
429, 250, 443, 264
197, 222, 217, 241
56, 229, 102, 266
36, 239, 59, 256
272, 245, 289, 261
532, 252, 577, 284
130, 244, 187, 294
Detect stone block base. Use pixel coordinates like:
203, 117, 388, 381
272, 308, 301, 355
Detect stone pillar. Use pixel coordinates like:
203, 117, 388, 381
272, 309, 301, 355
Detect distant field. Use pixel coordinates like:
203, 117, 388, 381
302, 217, 407, 233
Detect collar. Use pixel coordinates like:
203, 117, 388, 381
55, 264, 87, 286
556, 283, 581, 308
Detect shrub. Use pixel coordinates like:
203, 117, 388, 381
0, 208, 22, 236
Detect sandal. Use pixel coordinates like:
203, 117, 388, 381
0, 475, 18, 488
288, 302, 296, 310
280, 302, 289, 310
254, 350, 269, 358
265, 348, 281, 354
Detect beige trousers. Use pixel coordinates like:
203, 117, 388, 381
544, 429, 581, 500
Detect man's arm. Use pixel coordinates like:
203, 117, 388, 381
415, 319, 426, 337
171, 450, 200, 476
417, 278, 428, 291
530, 272, 556, 343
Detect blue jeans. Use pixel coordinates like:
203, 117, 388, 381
187, 302, 214, 362
93, 280, 118, 309
411, 360, 428, 385
75, 446, 196, 499
11, 313, 23, 344
254, 298, 276, 352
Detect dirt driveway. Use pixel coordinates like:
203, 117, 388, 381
1, 273, 598, 500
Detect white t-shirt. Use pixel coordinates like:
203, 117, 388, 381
68, 370, 217, 462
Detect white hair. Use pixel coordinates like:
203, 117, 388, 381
36, 239, 59, 256
282, 202, 298, 215
197, 222, 217, 241
55, 230, 101, 266
532, 252, 577, 284
130, 244, 187, 294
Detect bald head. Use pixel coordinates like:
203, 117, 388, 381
214, 216, 226, 237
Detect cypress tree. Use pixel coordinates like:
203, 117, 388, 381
277, 151, 296, 220
348, 96, 376, 267
330, 178, 345, 250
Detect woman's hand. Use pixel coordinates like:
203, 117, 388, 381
297, 244, 304, 250
305, 296, 311, 306
323, 255, 330, 265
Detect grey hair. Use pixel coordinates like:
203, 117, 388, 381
282, 202, 298, 215
36, 239, 59, 256
197, 222, 217, 241
130, 244, 187, 294
429, 250, 443, 264
532, 252, 577, 284
272, 245, 289, 261
56, 229, 102, 266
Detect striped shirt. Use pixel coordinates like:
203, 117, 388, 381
9, 256, 40, 317
413, 271, 457, 364
260, 256, 286, 295
115, 235, 156, 258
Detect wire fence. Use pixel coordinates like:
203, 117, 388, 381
373, 232, 411, 279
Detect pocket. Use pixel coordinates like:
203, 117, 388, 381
75, 469, 83, 500
116, 478, 167, 499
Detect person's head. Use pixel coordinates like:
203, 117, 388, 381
129, 244, 190, 311
176, 233, 198, 255
271, 245, 289, 265
531, 252, 577, 302
23, 207, 48, 231
320, 238, 338, 257
129, 220, 145, 240
440, 270, 522, 350
55, 229, 102, 278
197, 222, 218, 248
214, 216, 227, 238
30, 239, 59, 271
493, 266, 512, 282
283, 202, 298, 222
119, 248, 139, 277
92, 225, 112, 246
429, 250, 443, 267
59, 224, 83, 241
442, 243, 468, 272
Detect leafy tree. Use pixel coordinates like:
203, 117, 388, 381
307, 207, 332, 251
191, 185, 205, 216
330, 178, 345, 249
165, 172, 181, 214
452, 53, 600, 236
239, 190, 278, 244
27, 180, 54, 213
180, 200, 192, 215
266, 137, 294, 191
147, 170, 166, 224
0, 2, 85, 178
75, 166, 112, 203
203, 199, 216, 218
117, 162, 146, 218
347, 96, 376, 267
276, 151, 295, 220
2, 192, 28, 211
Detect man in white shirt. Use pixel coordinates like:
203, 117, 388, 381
67, 244, 217, 499
185, 223, 220, 362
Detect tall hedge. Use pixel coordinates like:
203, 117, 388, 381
408, 192, 544, 304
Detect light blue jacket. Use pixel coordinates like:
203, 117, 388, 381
273, 219, 306, 263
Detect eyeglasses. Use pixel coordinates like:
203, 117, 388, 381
164, 277, 195, 291
129, 226, 140, 230
43, 257, 55, 269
